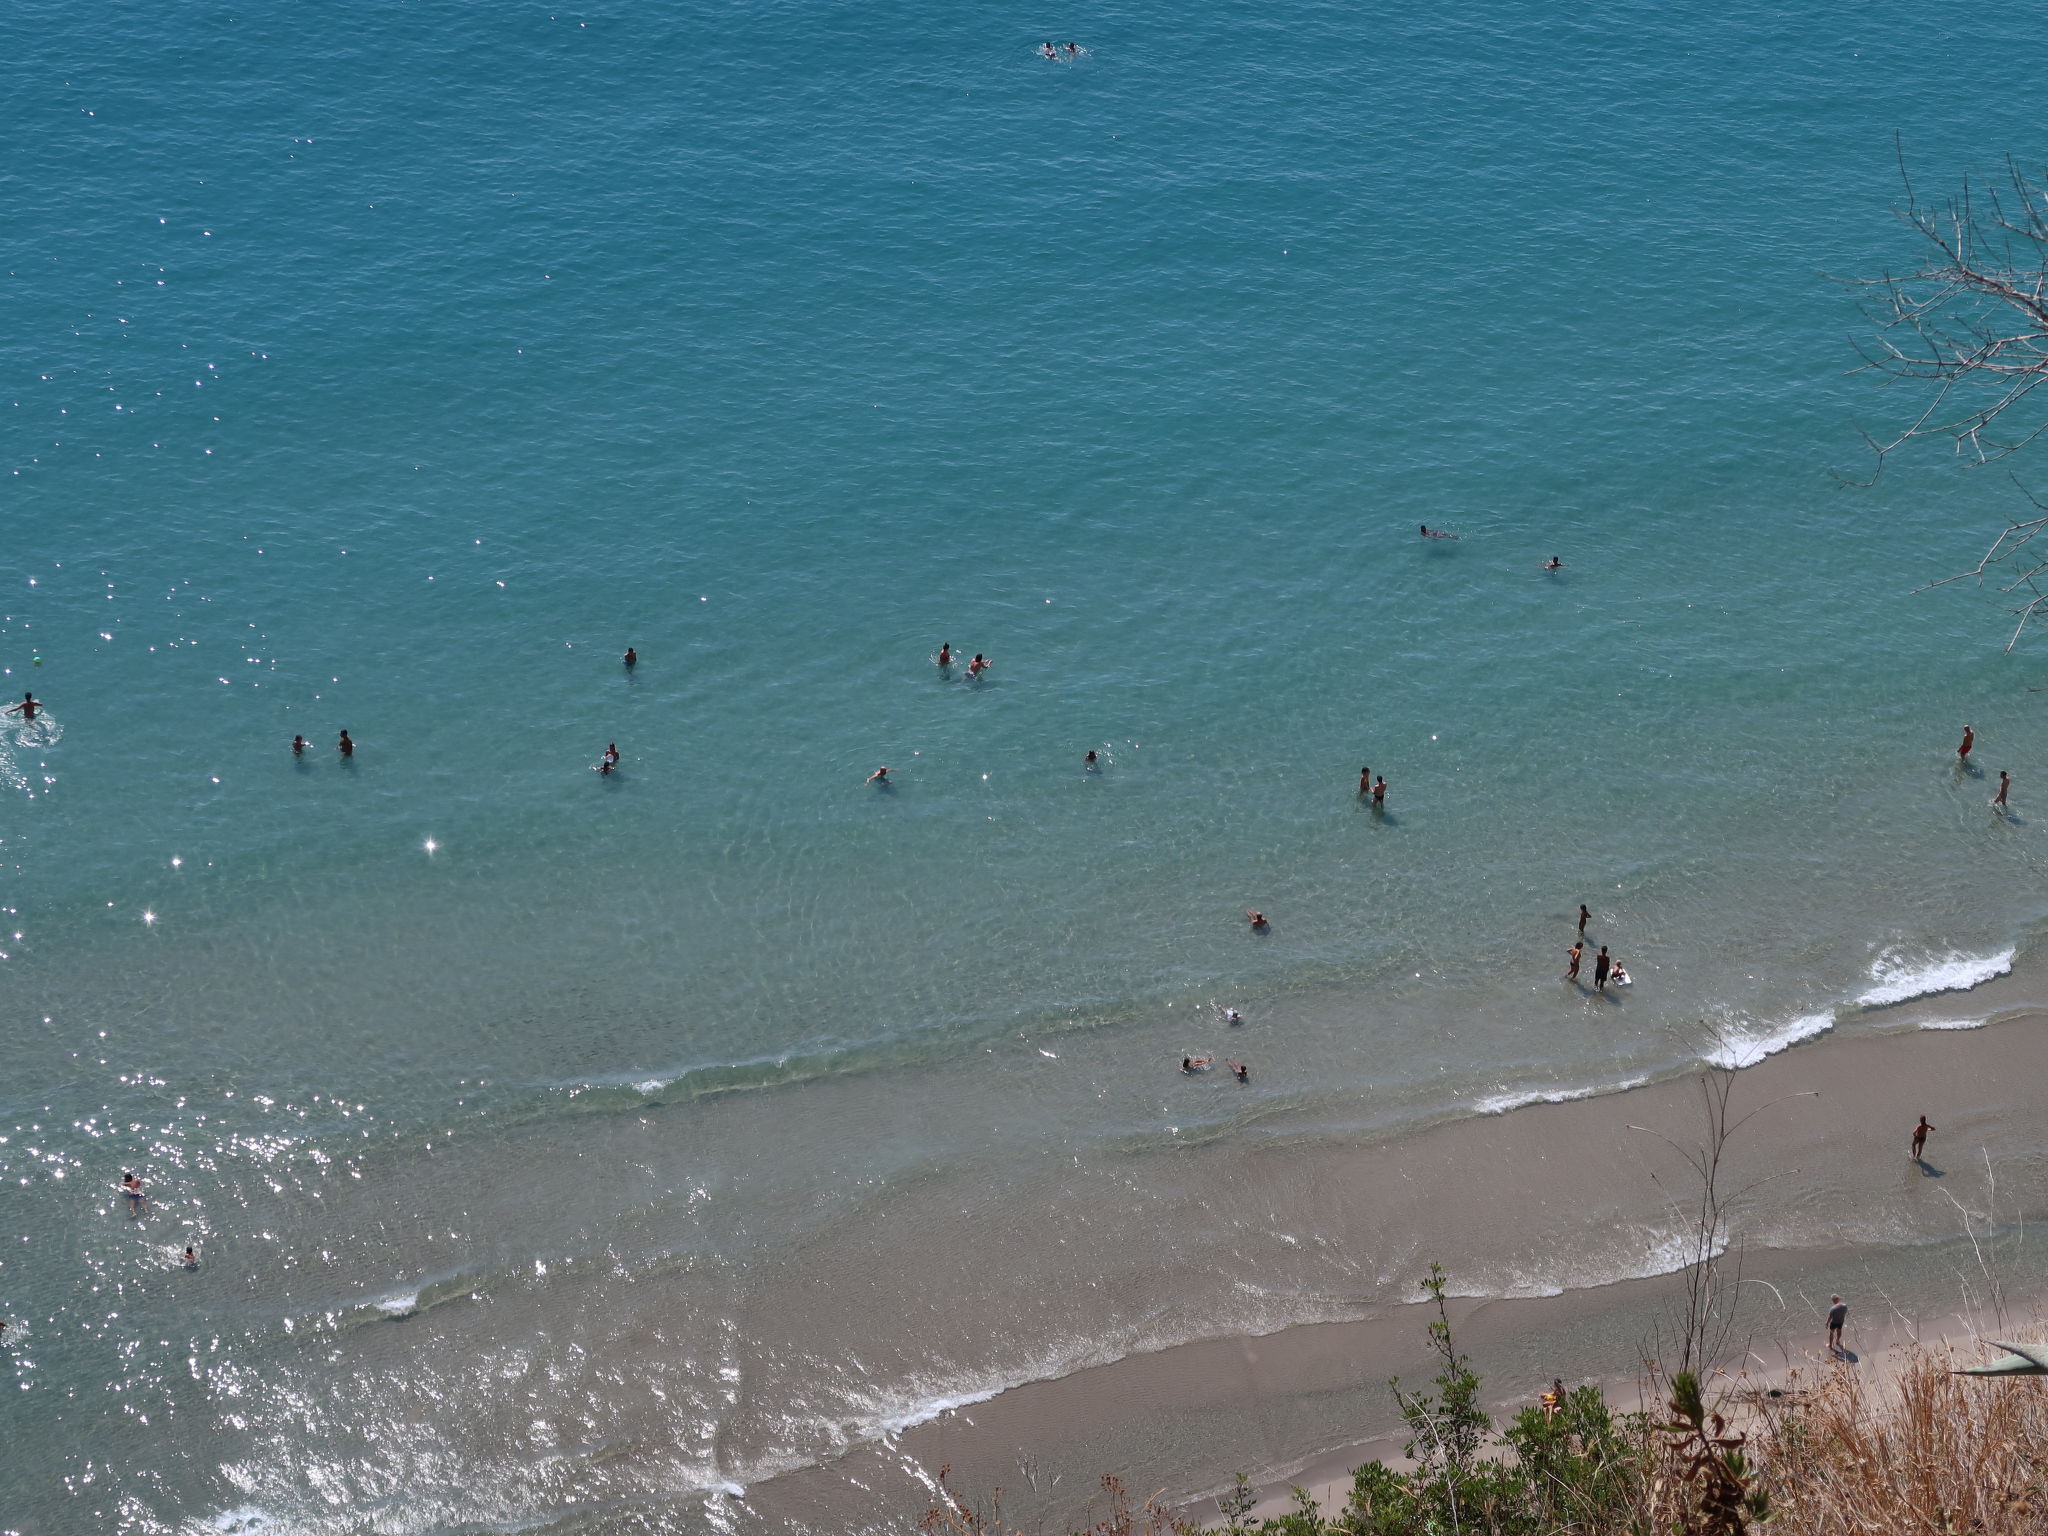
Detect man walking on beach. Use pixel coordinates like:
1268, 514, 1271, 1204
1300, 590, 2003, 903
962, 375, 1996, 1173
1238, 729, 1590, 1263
1911, 1115, 1934, 1161
1566, 941, 1583, 982
1592, 945, 1610, 993
1826, 1295, 1848, 1354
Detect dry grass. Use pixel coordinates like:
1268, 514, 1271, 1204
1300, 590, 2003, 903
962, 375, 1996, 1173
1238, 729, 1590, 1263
1751, 1345, 2048, 1536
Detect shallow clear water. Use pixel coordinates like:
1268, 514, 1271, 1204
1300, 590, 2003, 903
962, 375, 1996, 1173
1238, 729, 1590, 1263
8, 0, 2048, 1528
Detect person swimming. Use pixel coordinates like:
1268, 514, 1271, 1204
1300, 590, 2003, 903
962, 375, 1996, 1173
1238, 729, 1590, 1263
603, 743, 620, 768
1085, 749, 1099, 768
1543, 557, 1563, 570
1228, 1060, 1249, 1082
1418, 525, 1460, 540
867, 765, 891, 784
1181, 1056, 1212, 1073
1064, 41, 1081, 57
1039, 41, 1058, 59
623, 647, 637, 668
292, 734, 307, 755
183, 1245, 199, 1269
1371, 775, 1386, 806
1223, 1007, 1243, 1025
937, 642, 952, 667
1245, 909, 1268, 929
337, 729, 354, 758
967, 653, 990, 678
4, 692, 41, 720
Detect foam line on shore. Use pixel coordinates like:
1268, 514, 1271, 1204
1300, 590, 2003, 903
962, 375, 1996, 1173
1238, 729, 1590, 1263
1860, 946, 2015, 1009
1705, 1012, 1834, 1069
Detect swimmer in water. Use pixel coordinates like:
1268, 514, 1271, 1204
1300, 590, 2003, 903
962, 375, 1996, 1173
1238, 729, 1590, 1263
1228, 1060, 1249, 1082
1359, 765, 1371, 795
1371, 775, 1386, 806
1040, 41, 1058, 59
1223, 1007, 1242, 1025
292, 734, 307, 755
1958, 724, 1974, 762
1995, 770, 2011, 808
183, 1245, 199, 1269
1609, 962, 1631, 987
1419, 525, 1460, 540
967, 653, 989, 678
1085, 749, 1099, 768
1064, 41, 1080, 57
337, 729, 354, 758
1245, 909, 1268, 929
599, 758, 614, 776
603, 743, 620, 768
4, 692, 41, 720
623, 647, 637, 668
937, 642, 952, 668
1543, 556, 1563, 570
1182, 1056, 1212, 1073
867, 765, 891, 784
120, 1173, 148, 1215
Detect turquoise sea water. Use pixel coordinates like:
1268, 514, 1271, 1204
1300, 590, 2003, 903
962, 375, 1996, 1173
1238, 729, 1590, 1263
9, 0, 2048, 1529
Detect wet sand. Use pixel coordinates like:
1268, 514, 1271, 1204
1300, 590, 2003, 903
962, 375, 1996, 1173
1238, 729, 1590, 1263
741, 1011, 2048, 1531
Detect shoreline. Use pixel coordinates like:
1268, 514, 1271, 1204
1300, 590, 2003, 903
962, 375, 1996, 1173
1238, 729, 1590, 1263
739, 1008, 2048, 1531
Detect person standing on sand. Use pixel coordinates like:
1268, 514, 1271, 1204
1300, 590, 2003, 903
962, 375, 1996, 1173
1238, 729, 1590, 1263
1995, 771, 2010, 808
1958, 724, 1974, 762
1911, 1115, 1935, 1160
1826, 1295, 1848, 1353
1566, 941, 1583, 982
1578, 904, 1590, 935
1592, 945, 1610, 993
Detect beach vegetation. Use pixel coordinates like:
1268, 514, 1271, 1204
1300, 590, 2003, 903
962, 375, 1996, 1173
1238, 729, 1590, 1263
1847, 149, 2048, 648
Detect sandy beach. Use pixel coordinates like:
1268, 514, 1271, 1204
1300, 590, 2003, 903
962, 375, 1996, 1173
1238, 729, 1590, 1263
739, 1009, 2048, 1531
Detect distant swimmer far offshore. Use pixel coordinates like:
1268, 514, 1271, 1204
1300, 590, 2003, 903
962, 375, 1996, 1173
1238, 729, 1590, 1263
1418, 525, 1460, 540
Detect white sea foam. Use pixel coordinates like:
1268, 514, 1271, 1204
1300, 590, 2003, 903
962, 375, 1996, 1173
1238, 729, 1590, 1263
373, 1291, 420, 1318
1705, 1013, 1834, 1070
1446, 1228, 1728, 1300
871, 1382, 1012, 1436
1919, 1016, 1988, 1031
1859, 946, 2014, 1008
1474, 1076, 1650, 1116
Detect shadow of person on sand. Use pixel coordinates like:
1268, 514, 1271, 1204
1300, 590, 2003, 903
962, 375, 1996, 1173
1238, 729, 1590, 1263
1829, 1346, 1860, 1363
1914, 1157, 1946, 1178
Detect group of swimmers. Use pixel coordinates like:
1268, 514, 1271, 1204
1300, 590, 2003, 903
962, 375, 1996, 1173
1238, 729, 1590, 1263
1181, 1056, 1250, 1082
933, 642, 990, 678
1038, 41, 1083, 60
1417, 527, 1564, 570
1956, 724, 2015, 811
114, 1173, 201, 1265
